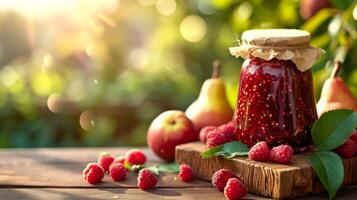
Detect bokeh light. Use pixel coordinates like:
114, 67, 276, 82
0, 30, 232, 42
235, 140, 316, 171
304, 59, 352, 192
328, 16, 341, 37
0, 66, 20, 88
236, 2, 252, 20
31, 72, 63, 96
156, 0, 176, 16
80, 110, 96, 131
232, 2, 252, 30
42, 54, 53, 71
47, 93, 64, 113
180, 15, 207, 42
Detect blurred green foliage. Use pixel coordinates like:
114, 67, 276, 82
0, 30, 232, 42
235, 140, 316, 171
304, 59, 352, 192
0, 0, 356, 148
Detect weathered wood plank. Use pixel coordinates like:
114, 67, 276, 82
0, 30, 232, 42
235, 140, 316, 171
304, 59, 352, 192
0, 148, 210, 188
0, 147, 356, 199
0, 187, 357, 200
175, 142, 357, 199
0, 188, 266, 200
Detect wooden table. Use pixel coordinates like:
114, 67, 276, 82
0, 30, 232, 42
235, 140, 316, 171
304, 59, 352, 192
0, 148, 356, 200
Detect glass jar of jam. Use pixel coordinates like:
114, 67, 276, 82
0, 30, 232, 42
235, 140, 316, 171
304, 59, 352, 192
229, 29, 324, 149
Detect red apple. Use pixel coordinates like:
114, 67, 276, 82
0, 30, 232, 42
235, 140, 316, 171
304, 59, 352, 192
147, 110, 197, 162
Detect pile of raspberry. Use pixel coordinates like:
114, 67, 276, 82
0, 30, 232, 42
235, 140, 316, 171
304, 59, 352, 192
83, 149, 156, 189
82, 150, 247, 199
248, 141, 294, 164
246, 129, 357, 163
211, 169, 248, 200
200, 121, 295, 164
82, 149, 196, 190
199, 121, 236, 148
178, 164, 248, 200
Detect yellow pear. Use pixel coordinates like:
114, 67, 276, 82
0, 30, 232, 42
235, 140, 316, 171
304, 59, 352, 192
185, 60, 234, 132
316, 62, 357, 117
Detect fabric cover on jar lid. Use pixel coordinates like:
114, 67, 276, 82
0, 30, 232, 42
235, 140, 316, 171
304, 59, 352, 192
229, 29, 324, 72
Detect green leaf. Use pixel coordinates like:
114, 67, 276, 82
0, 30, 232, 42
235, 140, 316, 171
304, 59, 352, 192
330, 0, 355, 10
146, 162, 180, 175
201, 141, 249, 159
312, 109, 357, 150
146, 166, 160, 176
155, 162, 180, 173
309, 151, 344, 199
130, 163, 179, 176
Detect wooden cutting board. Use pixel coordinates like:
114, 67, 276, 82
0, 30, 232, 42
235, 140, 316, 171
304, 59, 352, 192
175, 142, 357, 199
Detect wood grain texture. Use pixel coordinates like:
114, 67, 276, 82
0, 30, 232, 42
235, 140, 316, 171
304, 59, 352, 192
0, 147, 210, 188
1, 187, 357, 200
0, 147, 356, 199
0, 188, 266, 200
175, 142, 357, 199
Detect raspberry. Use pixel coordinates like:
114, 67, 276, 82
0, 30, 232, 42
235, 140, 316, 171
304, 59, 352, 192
111, 156, 126, 167
199, 126, 216, 143
211, 169, 237, 191
207, 129, 227, 148
109, 163, 127, 181
137, 168, 157, 190
248, 141, 270, 162
219, 121, 235, 134
97, 152, 115, 173
219, 121, 236, 141
83, 163, 104, 184
178, 164, 194, 182
349, 130, 357, 144
207, 128, 235, 148
335, 139, 357, 158
125, 149, 146, 165
224, 178, 248, 200
270, 144, 293, 164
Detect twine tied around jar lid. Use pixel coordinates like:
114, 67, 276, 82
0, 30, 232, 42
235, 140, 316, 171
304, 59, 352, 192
229, 29, 325, 72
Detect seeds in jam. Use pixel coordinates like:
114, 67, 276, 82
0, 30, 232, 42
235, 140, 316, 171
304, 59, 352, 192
234, 57, 317, 148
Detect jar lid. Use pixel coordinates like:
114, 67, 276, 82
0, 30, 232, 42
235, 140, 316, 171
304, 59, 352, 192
242, 29, 311, 47
229, 29, 324, 72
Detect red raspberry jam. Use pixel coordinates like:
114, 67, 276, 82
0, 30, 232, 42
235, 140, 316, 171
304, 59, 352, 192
234, 57, 317, 149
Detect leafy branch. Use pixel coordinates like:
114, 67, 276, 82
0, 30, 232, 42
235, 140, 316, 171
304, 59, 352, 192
309, 109, 357, 199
